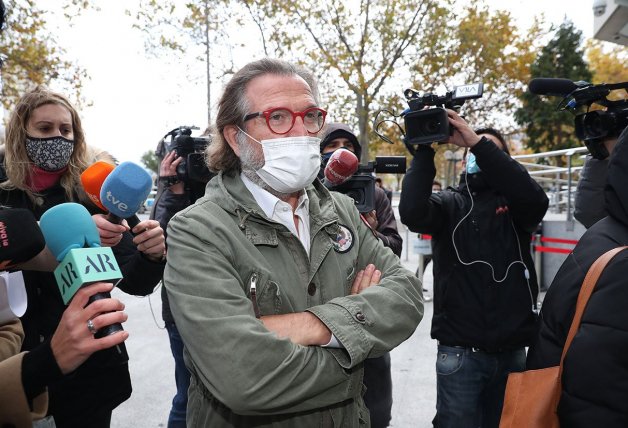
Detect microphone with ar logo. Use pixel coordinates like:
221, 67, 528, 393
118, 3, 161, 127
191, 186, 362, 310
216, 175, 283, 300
40, 203, 124, 338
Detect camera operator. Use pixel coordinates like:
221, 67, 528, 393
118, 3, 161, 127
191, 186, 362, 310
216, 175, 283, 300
399, 110, 548, 428
150, 128, 212, 428
321, 123, 402, 256
319, 122, 402, 428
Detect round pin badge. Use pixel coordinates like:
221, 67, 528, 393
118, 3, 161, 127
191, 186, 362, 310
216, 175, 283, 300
331, 224, 354, 253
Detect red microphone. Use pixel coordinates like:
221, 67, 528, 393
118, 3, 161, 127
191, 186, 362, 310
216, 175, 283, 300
323, 149, 360, 187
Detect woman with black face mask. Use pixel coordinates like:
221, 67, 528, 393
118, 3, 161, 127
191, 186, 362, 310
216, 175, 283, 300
0, 86, 166, 427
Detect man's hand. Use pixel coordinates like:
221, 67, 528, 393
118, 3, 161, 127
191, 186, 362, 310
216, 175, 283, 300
350, 263, 381, 295
260, 312, 332, 346
92, 214, 128, 247
160, 151, 185, 195
363, 210, 379, 230
446, 109, 480, 148
132, 220, 166, 261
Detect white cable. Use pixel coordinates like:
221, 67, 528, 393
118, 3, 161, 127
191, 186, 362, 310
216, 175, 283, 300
450, 165, 536, 310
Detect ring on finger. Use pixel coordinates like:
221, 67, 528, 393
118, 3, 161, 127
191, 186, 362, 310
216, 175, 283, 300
87, 319, 97, 335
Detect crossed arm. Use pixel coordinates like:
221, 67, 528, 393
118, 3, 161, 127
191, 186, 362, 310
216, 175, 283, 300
260, 264, 382, 346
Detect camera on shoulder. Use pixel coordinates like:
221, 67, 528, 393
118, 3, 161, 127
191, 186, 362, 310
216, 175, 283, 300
330, 156, 406, 213
161, 126, 214, 183
403, 83, 484, 145
528, 78, 628, 160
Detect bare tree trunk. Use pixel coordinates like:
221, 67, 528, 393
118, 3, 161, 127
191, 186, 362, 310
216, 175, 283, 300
204, 1, 211, 125
356, 93, 370, 163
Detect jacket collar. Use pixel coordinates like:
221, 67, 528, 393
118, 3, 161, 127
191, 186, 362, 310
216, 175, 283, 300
207, 171, 340, 229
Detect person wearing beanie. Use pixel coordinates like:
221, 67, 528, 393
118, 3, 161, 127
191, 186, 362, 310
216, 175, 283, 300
320, 122, 402, 428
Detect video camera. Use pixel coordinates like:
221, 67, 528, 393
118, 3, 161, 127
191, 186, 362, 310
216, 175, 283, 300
529, 78, 628, 160
402, 83, 484, 145
332, 156, 406, 213
161, 126, 213, 182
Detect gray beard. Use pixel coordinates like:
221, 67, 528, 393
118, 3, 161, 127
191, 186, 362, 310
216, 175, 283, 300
237, 131, 300, 202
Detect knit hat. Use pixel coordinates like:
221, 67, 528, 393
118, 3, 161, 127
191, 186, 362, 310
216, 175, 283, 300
320, 122, 362, 161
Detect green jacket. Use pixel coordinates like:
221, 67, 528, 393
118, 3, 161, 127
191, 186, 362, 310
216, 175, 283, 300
164, 171, 423, 427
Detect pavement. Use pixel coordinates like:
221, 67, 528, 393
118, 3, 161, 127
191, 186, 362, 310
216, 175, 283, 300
110, 217, 438, 428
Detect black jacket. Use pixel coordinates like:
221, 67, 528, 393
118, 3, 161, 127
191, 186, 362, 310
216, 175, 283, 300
150, 185, 197, 324
399, 138, 548, 350
574, 155, 609, 228
372, 186, 402, 258
0, 182, 165, 427
526, 126, 628, 426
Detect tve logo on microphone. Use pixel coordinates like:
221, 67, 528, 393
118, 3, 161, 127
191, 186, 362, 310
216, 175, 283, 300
104, 190, 129, 213
55, 247, 122, 304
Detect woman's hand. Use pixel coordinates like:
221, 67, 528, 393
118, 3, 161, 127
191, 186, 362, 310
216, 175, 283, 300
132, 220, 166, 261
50, 282, 129, 375
92, 214, 128, 247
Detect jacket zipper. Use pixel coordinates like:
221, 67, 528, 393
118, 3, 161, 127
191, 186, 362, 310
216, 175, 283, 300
249, 272, 261, 319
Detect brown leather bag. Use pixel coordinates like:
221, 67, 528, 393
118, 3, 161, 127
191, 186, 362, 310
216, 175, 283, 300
499, 246, 628, 428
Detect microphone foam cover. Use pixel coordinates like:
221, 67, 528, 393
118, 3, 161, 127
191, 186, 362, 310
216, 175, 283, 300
528, 78, 577, 96
0, 209, 45, 266
100, 162, 153, 219
40, 203, 101, 261
324, 149, 360, 186
81, 161, 115, 211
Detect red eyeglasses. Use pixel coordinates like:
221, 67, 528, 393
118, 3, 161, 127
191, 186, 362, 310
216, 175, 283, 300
243, 107, 327, 135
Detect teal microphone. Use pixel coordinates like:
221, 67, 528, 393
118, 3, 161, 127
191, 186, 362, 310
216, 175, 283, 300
40, 203, 123, 338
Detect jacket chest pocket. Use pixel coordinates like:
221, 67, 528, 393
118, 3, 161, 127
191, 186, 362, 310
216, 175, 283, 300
247, 272, 283, 317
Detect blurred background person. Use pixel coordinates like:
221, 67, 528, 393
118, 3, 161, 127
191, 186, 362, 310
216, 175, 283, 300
375, 176, 393, 204
150, 128, 212, 428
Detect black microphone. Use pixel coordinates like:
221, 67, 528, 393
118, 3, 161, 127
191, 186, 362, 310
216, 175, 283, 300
0, 209, 47, 324
0, 209, 46, 269
528, 78, 579, 96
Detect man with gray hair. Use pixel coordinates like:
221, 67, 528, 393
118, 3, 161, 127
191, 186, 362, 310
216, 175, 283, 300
164, 58, 423, 427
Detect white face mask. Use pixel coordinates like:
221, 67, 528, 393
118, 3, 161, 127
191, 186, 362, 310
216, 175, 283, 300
238, 128, 321, 193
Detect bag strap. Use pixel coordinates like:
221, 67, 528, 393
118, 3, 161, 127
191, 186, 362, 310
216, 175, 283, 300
559, 246, 628, 370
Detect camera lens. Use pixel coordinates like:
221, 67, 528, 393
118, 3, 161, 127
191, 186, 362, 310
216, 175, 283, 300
422, 119, 442, 135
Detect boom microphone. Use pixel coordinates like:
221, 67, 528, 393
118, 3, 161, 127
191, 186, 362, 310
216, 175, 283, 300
528, 78, 578, 96
40, 203, 124, 339
100, 162, 153, 229
80, 161, 115, 211
323, 149, 360, 188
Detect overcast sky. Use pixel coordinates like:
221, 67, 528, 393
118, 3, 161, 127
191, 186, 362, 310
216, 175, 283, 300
38, 0, 595, 165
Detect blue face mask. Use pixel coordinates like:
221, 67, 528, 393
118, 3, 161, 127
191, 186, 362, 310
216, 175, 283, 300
321, 151, 334, 166
466, 153, 481, 174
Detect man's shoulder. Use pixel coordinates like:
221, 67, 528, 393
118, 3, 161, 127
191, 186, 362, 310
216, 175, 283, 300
170, 196, 231, 227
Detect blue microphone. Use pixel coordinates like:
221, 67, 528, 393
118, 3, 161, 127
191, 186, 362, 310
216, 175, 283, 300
100, 162, 153, 229
40, 203, 124, 338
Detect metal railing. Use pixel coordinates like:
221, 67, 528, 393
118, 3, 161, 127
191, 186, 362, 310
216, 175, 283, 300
513, 147, 589, 219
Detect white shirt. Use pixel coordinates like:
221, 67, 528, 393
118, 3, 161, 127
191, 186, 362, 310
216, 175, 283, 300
241, 173, 311, 255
